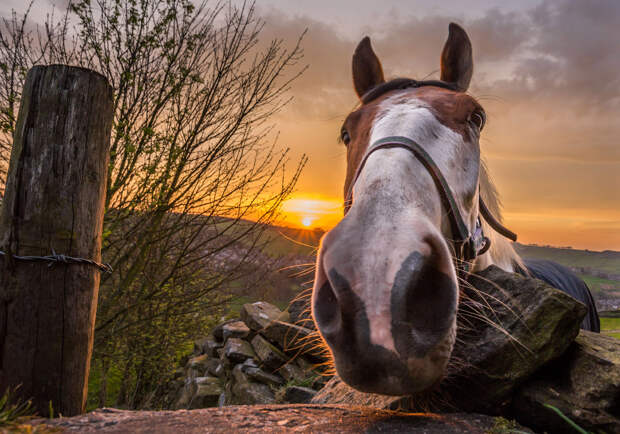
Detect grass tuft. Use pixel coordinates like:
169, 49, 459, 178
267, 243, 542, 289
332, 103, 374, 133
543, 403, 588, 434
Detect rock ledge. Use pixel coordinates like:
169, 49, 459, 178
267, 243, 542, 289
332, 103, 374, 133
36, 405, 530, 433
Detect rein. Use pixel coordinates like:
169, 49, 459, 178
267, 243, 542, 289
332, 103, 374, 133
344, 135, 517, 271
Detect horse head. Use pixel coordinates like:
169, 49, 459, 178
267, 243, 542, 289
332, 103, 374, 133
311, 23, 515, 395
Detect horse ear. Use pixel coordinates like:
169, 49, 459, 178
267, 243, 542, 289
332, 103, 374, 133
352, 37, 385, 98
440, 23, 473, 92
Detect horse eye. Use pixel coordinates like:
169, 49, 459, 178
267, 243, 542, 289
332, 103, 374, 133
469, 111, 486, 131
341, 129, 351, 145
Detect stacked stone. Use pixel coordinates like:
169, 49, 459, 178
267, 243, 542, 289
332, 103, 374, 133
172, 301, 328, 409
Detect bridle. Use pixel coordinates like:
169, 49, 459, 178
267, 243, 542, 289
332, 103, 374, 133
343, 79, 517, 272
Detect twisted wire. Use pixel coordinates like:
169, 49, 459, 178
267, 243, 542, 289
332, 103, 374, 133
0, 249, 112, 273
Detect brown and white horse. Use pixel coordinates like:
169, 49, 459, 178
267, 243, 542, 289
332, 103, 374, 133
311, 23, 599, 397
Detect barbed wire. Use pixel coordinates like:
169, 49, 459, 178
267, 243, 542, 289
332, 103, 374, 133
0, 249, 112, 273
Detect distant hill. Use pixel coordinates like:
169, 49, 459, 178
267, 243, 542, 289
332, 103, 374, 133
263, 230, 620, 275
514, 243, 620, 276
248, 224, 620, 314
261, 225, 324, 257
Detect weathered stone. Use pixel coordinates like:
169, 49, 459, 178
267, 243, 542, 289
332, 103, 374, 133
219, 353, 232, 370
223, 338, 256, 364
185, 354, 210, 380
231, 364, 248, 384
512, 331, 620, 434
194, 336, 222, 357
261, 321, 325, 360
231, 381, 276, 405
288, 297, 315, 330
206, 359, 223, 377
240, 302, 288, 331
188, 376, 223, 409
284, 386, 317, 403
313, 266, 588, 416
174, 379, 197, 410
251, 334, 288, 370
444, 266, 588, 413
221, 320, 251, 341
213, 363, 226, 378
230, 364, 276, 405
278, 362, 306, 383
296, 356, 318, 373
173, 386, 191, 409
212, 319, 240, 342
243, 366, 284, 387
186, 367, 203, 380
186, 354, 209, 372
241, 358, 259, 369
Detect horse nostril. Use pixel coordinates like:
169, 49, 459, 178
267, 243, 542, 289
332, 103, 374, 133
391, 250, 458, 358
313, 279, 342, 337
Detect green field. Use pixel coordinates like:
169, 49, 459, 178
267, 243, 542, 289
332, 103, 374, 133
601, 316, 620, 340
579, 274, 620, 294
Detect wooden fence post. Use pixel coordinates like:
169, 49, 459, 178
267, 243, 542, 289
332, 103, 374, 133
0, 65, 113, 416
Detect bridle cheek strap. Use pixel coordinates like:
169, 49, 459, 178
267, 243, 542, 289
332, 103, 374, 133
344, 136, 517, 271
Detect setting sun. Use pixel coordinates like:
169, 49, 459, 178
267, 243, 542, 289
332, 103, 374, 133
281, 194, 342, 229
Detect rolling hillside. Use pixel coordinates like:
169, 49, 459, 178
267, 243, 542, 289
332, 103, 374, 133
514, 243, 620, 276
266, 229, 620, 278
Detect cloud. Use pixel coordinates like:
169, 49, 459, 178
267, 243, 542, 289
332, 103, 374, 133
527, 0, 620, 106
255, 1, 619, 249
2, 0, 618, 248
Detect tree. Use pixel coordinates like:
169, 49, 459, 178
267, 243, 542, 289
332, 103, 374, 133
0, 0, 306, 408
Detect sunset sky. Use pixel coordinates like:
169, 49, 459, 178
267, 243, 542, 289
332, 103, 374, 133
256, 0, 620, 251
2, 0, 619, 250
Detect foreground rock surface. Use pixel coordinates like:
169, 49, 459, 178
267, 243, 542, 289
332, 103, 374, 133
36, 405, 530, 433
513, 330, 620, 434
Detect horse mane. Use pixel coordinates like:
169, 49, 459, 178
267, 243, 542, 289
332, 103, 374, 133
478, 158, 524, 272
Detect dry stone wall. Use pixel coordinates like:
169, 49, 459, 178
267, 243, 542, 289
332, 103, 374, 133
170, 301, 330, 409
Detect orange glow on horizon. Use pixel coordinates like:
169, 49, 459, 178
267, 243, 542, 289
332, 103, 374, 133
278, 193, 619, 251
281, 194, 343, 229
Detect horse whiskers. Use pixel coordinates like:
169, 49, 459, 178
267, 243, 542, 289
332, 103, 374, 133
457, 308, 532, 354
458, 268, 516, 300
456, 275, 522, 323
458, 275, 536, 341
276, 262, 316, 272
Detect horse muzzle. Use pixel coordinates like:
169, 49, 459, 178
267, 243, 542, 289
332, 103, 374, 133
311, 210, 459, 395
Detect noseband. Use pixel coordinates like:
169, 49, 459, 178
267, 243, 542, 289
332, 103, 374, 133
343, 79, 517, 272
344, 135, 517, 271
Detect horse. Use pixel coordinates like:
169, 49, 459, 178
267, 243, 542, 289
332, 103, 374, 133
311, 23, 600, 397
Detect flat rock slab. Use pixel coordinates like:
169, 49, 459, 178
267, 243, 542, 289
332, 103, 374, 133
513, 330, 620, 433
35, 405, 528, 433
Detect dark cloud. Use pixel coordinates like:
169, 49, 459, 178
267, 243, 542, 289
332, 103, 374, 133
498, 0, 620, 107
468, 9, 530, 61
